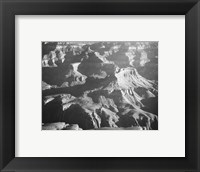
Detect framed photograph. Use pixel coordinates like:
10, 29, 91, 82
0, 0, 200, 171
41, 40, 159, 131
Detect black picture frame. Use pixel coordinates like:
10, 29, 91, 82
0, 0, 200, 171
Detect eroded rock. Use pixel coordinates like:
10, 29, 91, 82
42, 122, 66, 130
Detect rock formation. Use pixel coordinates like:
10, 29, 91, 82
42, 41, 158, 130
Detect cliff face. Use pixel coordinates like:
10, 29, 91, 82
42, 41, 158, 130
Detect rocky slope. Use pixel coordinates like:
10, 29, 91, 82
42, 41, 158, 130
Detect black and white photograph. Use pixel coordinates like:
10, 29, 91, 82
42, 41, 158, 130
